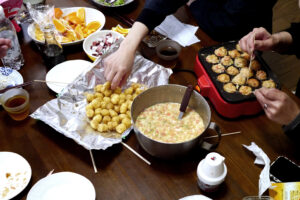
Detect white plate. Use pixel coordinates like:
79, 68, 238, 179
92, 0, 134, 7
0, 152, 32, 200
27, 7, 106, 46
27, 172, 96, 200
45, 59, 92, 93
179, 195, 212, 200
0, 67, 24, 91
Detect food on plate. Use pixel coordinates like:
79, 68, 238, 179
234, 57, 247, 68
236, 44, 242, 52
239, 85, 252, 95
111, 24, 130, 37
214, 46, 227, 57
89, 33, 121, 57
240, 67, 253, 78
223, 83, 236, 93
85, 82, 145, 135
240, 52, 250, 60
211, 63, 225, 73
135, 102, 205, 143
0, 171, 29, 199
262, 79, 276, 88
34, 7, 101, 43
217, 74, 230, 83
97, 0, 125, 6
220, 56, 233, 66
232, 74, 246, 85
206, 54, 219, 64
228, 49, 240, 58
250, 59, 261, 71
256, 70, 267, 80
226, 66, 239, 76
247, 78, 260, 88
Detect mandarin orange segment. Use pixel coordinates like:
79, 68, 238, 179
86, 21, 101, 31
54, 8, 63, 19
76, 8, 85, 24
75, 24, 84, 40
53, 18, 66, 33
66, 30, 77, 41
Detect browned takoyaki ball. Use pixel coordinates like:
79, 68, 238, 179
256, 70, 267, 80
212, 63, 225, 73
239, 86, 252, 95
214, 46, 227, 57
217, 74, 230, 83
206, 54, 219, 64
226, 66, 239, 76
223, 83, 237, 93
247, 78, 260, 88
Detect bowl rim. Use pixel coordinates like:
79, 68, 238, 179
131, 84, 211, 145
83, 30, 125, 60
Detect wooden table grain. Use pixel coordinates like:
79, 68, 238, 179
1, 0, 300, 199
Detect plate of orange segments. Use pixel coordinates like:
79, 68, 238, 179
27, 7, 106, 46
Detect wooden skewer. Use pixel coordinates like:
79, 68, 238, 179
121, 142, 151, 165
204, 131, 241, 139
89, 150, 98, 173
34, 80, 70, 85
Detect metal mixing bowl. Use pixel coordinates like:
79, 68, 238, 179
131, 84, 220, 159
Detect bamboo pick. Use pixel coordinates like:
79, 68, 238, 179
89, 150, 98, 173
121, 142, 151, 165
204, 131, 241, 139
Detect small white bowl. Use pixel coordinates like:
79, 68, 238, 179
27, 7, 106, 46
83, 30, 124, 61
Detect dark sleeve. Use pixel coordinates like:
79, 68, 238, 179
283, 112, 300, 138
285, 23, 300, 58
136, 0, 188, 31
189, 0, 277, 41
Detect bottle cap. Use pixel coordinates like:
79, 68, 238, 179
197, 152, 227, 186
0, 6, 5, 20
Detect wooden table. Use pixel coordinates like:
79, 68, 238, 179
1, 0, 300, 199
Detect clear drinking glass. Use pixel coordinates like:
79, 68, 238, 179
0, 88, 30, 121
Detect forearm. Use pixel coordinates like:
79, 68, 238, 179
271, 31, 293, 53
119, 22, 149, 53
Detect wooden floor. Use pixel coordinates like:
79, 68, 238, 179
262, 0, 300, 91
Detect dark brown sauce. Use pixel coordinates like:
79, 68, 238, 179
159, 47, 177, 56
5, 95, 26, 108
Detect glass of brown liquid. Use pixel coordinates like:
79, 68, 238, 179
1, 88, 30, 121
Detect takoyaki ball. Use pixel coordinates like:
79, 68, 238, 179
240, 67, 254, 78
217, 74, 230, 83
212, 63, 225, 73
262, 80, 276, 88
214, 46, 227, 57
236, 44, 242, 52
256, 70, 267, 80
226, 66, 239, 76
206, 54, 219, 64
234, 57, 248, 68
223, 83, 236, 93
240, 52, 250, 60
228, 49, 240, 58
232, 74, 246, 85
250, 59, 261, 71
239, 86, 252, 95
221, 56, 233, 66
247, 78, 260, 88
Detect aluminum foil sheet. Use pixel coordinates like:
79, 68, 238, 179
31, 46, 172, 150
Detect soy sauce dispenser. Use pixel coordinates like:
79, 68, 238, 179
41, 23, 65, 68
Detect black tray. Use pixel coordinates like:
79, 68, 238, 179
197, 41, 281, 104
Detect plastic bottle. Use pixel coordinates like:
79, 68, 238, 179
0, 5, 24, 70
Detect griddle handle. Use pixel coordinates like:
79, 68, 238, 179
180, 85, 193, 113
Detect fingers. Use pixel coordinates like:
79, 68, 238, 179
111, 71, 124, 90
0, 38, 11, 47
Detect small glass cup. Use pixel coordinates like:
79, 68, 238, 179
0, 88, 30, 121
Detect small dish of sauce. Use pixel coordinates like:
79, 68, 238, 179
156, 40, 182, 61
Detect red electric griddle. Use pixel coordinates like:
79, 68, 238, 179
194, 41, 281, 118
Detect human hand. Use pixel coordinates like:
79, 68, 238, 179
254, 87, 300, 125
0, 38, 11, 58
103, 46, 135, 89
239, 27, 274, 54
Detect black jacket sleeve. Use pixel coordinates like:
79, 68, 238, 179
283, 112, 300, 139
136, 0, 188, 32
285, 23, 300, 59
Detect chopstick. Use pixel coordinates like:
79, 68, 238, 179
121, 142, 151, 165
204, 131, 241, 139
112, 12, 134, 27
0, 80, 70, 93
